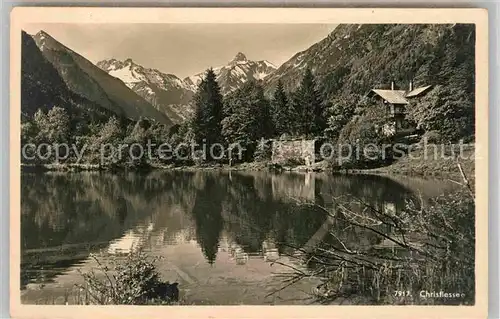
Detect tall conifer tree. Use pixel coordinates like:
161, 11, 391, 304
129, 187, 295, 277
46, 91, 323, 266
292, 68, 326, 136
271, 80, 291, 136
192, 68, 224, 147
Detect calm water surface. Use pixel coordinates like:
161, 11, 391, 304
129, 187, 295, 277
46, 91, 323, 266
20, 171, 460, 304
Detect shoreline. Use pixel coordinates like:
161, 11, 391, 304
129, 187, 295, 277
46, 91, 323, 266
20, 160, 472, 180
20, 142, 475, 179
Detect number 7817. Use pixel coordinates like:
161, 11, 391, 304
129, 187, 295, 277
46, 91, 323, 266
394, 290, 412, 297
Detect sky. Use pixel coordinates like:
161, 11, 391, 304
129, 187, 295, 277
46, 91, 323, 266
23, 23, 337, 78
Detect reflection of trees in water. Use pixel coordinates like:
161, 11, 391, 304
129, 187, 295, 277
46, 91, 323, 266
317, 174, 417, 212
312, 212, 385, 255
183, 172, 330, 261
223, 173, 275, 253
221, 173, 335, 257
189, 175, 225, 264
116, 196, 128, 225
185, 172, 417, 264
306, 174, 418, 254
272, 204, 329, 255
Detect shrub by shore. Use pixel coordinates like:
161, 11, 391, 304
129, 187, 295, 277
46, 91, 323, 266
75, 252, 181, 305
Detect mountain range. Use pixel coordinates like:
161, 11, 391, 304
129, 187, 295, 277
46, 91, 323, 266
22, 30, 278, 126
29, 30, 173, 126
95, 53, 277, 123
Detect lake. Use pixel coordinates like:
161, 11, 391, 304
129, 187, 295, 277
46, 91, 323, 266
20, 170, 461, 305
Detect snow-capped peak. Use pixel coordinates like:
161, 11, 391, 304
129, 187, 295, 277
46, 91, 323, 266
231, 52, 248, 63
96, 58, 196, 123
96, 58, 193, 92
186, 54, 277, 94
96, 58, 146, 87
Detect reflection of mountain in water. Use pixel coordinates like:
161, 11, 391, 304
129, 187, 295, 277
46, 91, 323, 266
21, 173, 160, 287
21, 171, 430, 289
107, 223, 154, 255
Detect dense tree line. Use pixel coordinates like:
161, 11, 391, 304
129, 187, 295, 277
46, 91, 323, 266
191, 67, 327, 162
21, 106, 178, 167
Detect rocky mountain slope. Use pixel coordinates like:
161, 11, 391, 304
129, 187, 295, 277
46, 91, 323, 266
185, 52, 277, 95
21, 31, 74, 116
264, 24, 475, 101
31, 31, 173, 126
96, 58, 195, 123
21, 31, 117, 123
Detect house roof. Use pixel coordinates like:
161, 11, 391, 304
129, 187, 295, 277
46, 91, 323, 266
369, 85, 433, 104
370, 89, 409, 104
406, 85, 432, 98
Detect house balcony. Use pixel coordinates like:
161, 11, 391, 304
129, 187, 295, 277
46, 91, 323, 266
385, 103, 406, 116
385, 111, 405, 119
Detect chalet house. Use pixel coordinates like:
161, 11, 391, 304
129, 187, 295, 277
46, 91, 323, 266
366, 81, 432, 136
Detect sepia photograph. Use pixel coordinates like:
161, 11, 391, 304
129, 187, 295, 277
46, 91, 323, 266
10, 7, 488, 319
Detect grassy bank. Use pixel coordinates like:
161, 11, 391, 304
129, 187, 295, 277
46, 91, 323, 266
361, 143, 475, 179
